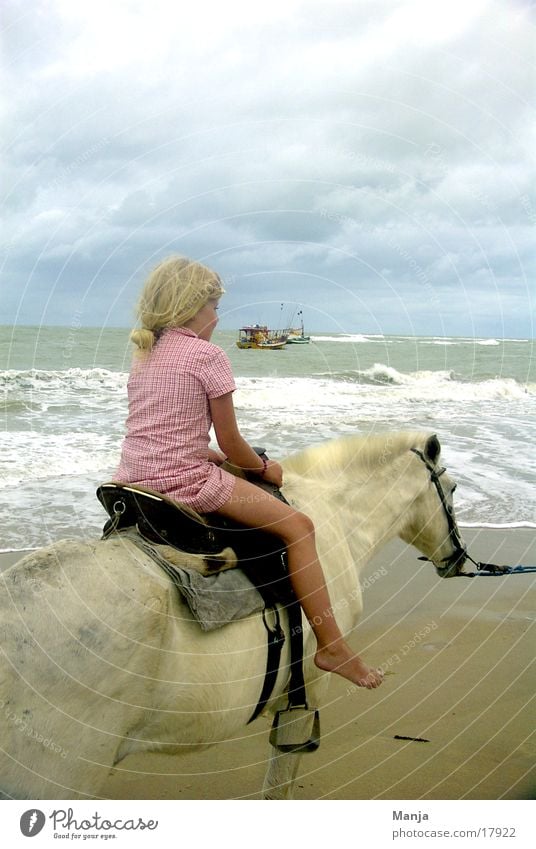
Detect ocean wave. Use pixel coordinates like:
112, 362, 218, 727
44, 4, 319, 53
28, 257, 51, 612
3, 366, 533, 411
1, 399, 43, 414
419, 337, 508, 346
298, 366, 534, 398
310, 334, 378, 343
421, 337, 500, 347
0, 431, 119, 487
0, 367, 127, 393
460, 521, 536, 530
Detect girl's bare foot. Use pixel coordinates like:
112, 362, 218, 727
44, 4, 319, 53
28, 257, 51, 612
314, 643, 384, 688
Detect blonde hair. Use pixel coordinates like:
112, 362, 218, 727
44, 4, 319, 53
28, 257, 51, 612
130, 256, 224, 353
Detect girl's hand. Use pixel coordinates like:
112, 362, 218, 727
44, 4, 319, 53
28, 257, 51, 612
208, 448, 226, 466
262, 459, 283, 488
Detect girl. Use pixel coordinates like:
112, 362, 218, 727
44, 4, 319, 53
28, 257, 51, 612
116, 256, 383, 689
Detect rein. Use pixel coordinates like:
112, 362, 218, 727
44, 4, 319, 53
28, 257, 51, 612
410, 449, 536, 579
457, 561, 536, 577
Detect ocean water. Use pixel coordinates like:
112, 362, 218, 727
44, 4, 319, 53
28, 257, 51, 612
1, 325, 535, 552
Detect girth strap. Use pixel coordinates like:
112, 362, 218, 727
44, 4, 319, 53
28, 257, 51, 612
286, 601, 307, 708
248, 607, 285, 723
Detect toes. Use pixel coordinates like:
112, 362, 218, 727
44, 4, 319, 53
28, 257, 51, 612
361, 669, 384, 688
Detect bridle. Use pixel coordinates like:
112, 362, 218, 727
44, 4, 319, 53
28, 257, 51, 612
410, 448, 535, 578
410, 448, 467, 576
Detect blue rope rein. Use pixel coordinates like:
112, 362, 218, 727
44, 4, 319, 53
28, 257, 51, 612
419, 554, 536, 577
457, 548, 536, 577
461, 560, 536, 578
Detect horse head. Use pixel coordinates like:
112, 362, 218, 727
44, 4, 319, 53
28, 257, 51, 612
400, 434, 467, 578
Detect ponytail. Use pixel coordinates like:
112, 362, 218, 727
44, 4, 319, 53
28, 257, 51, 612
130, 327, 157, 356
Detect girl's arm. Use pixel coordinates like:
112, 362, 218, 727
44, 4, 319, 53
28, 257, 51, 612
209, 393, 283, 486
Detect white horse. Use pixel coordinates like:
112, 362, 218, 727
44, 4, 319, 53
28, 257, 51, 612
0, 431, 465, 800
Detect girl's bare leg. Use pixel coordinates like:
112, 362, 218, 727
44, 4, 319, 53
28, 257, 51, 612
215, 477, 383, 688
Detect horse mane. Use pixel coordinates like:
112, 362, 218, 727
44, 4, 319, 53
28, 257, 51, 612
283, 431, 434, 479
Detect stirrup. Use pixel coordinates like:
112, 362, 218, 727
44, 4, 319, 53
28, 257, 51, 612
269, 705, 320, 753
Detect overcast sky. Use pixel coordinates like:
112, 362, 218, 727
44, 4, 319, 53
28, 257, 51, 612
1, 0, 534, 336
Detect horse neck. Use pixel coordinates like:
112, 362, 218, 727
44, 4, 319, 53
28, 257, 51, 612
350, 469, 418, 566
285, 434, 422, 565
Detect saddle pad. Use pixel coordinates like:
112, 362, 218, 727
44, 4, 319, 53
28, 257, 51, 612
122, 532, 266, 631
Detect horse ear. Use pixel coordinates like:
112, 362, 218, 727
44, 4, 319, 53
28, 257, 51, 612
424, 434, 441, 463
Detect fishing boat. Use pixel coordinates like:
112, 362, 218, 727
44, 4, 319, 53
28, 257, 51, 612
286, 310, 310, 344
236, 325, 288, 350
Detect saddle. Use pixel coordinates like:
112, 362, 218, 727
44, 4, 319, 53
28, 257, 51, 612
95, 477, 295, 606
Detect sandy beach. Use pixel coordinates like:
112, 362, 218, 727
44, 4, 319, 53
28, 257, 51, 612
1, 528, 534, 800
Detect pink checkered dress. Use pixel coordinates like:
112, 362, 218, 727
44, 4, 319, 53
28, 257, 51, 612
115, 327, 237, 512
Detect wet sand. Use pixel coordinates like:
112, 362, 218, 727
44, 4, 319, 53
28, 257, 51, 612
1, 528, 535, 800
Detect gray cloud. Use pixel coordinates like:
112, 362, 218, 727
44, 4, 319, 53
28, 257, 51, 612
1, 0, 534, 337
